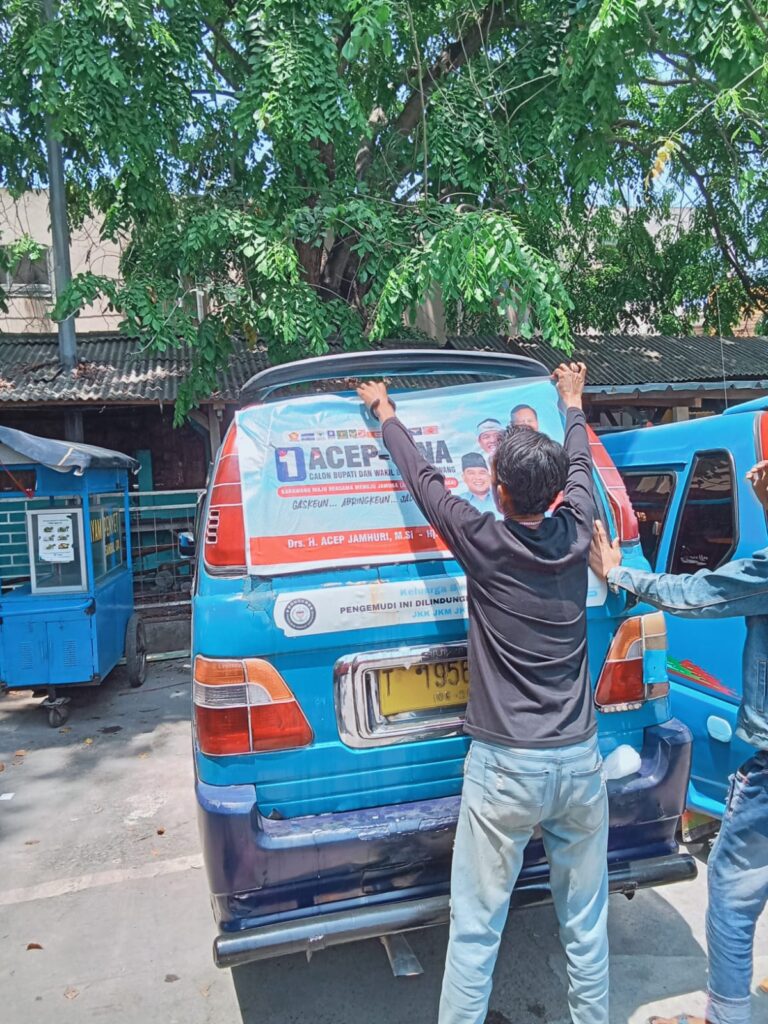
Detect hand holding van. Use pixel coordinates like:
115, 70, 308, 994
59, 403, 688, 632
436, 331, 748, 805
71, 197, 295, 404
747, 460, 768, 512
589, 519, 621, 580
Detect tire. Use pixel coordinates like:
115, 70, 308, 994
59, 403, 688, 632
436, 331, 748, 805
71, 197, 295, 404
125, 613, 147, 688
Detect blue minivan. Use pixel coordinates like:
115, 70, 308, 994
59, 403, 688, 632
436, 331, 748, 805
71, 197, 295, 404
604, 395, 768, 820
190, 350, 695, 968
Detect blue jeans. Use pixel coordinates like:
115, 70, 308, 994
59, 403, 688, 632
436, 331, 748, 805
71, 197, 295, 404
438, 737, 609, 1024
706, 750, 768, 1024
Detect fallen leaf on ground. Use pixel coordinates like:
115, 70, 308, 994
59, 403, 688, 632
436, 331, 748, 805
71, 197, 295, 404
199, 984, 211, 998
26, 942, 43, 950
0, 763, 4, 772
83, 738, 93, 745
63, 986, 79, 1000
164, 974, 179, 983
156, 827, 165, 836
138, 752, 150, 759
759, 977, 768, 993
24, 839, 40, 846
58, 727, 71, 734
14, 750, 26, 757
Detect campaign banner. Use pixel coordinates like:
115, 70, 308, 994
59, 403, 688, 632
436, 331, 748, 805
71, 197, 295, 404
236, 377, 563, 575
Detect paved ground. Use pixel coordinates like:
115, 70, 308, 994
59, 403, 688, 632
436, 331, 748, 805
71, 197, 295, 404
1, 661, 766, 1024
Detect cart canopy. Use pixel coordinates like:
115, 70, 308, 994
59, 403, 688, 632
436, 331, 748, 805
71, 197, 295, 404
0, 425, 138, 474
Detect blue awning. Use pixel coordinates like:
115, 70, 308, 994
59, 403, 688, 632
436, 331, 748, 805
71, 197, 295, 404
0, 425, 138, 473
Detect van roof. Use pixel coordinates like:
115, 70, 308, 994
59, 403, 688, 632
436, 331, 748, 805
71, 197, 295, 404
722, 395, 768, 416
240, 349, 550, 404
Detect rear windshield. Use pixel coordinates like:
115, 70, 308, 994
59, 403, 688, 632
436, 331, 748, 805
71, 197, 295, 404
236, 376, 559, 576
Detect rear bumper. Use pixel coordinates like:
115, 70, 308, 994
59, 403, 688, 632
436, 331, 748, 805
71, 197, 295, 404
197, 719, 693, 956
213, 851, 697, 968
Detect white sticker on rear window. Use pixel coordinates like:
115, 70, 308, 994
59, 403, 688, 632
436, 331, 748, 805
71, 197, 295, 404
275, 577, 468, 636
237, 377, 564, 575
274, 571, 607, 637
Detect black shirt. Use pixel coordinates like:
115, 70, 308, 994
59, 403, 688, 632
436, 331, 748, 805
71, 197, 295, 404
381, 407, 597, 749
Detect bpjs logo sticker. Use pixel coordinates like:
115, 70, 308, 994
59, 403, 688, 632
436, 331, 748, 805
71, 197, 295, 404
283, 598, 316, 631
275, 446, 307, 482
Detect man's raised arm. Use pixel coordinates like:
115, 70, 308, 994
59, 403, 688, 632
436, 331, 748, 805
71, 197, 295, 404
356, 381, 481, 568
553, 362, 594, 523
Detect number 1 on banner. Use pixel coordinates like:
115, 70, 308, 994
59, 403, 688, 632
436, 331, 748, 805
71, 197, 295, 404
280, 450, 297, 477
275, 446, 306, 482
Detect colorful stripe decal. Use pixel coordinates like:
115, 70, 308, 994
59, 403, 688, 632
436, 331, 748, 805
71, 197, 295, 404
667, 657, 737, 697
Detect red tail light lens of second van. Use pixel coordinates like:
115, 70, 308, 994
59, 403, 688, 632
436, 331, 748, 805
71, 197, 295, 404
595, 612, 669, 711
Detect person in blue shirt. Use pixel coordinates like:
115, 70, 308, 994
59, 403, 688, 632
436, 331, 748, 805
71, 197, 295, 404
590, 459, 768, 1024
457, 452, 496, 512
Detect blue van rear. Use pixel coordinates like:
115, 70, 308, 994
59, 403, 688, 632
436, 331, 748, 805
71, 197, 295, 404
191, 350, 694, 967
604, 399, 768, 819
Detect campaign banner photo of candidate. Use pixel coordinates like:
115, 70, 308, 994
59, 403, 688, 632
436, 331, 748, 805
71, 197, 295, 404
236, 377, 563, 575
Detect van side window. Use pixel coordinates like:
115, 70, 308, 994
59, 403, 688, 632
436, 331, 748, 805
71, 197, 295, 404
620, 472, 676, 568
669, 452, 737, 575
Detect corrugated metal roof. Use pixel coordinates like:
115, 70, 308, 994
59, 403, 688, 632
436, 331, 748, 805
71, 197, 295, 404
449, 333, 768, 390
0, 330, 766, 406
0, 332, 269, 405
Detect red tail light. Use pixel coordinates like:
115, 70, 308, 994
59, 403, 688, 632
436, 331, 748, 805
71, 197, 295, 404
204, 425, 246, 571
587, 426, 640, 542
193, 656, 313, 756
595, 612, 669, 711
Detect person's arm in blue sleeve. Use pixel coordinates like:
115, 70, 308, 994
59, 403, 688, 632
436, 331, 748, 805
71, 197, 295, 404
356, 382, 482, 568
590, 518, 768, 619
606, 555, 768, 619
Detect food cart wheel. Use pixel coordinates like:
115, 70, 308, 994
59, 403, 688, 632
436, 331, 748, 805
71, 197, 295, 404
43, 695, 71, 729
47, 704, 70, 728
125, 614, 148, 688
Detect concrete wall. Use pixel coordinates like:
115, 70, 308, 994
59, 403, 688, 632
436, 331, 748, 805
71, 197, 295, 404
1, 189, 123, 334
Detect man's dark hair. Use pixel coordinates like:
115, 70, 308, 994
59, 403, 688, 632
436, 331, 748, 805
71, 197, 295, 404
493, 426, 569, 514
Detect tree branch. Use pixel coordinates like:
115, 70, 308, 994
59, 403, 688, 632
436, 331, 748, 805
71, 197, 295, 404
201, 42, 239, 90
743, 0, 768, 37
676, 151, 758, 299
324, 236, 353, 295
201, 18, 249, 80
355, 2, 521, 180
639, 76, 694, 87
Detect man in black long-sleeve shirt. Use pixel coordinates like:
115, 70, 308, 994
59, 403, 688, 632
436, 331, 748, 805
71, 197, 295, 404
357, 365, 608, 1024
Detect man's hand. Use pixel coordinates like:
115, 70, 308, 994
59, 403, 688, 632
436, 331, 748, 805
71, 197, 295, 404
747, 460, 768, 513
553, 361, 587, 410
356, 380, 396, 422
590, 519, 622, 580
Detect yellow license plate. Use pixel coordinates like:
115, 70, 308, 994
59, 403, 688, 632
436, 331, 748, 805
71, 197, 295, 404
378, 660, 469, 717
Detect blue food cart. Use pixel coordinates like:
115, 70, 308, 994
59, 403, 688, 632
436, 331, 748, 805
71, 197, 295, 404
0, 426, 146, 726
